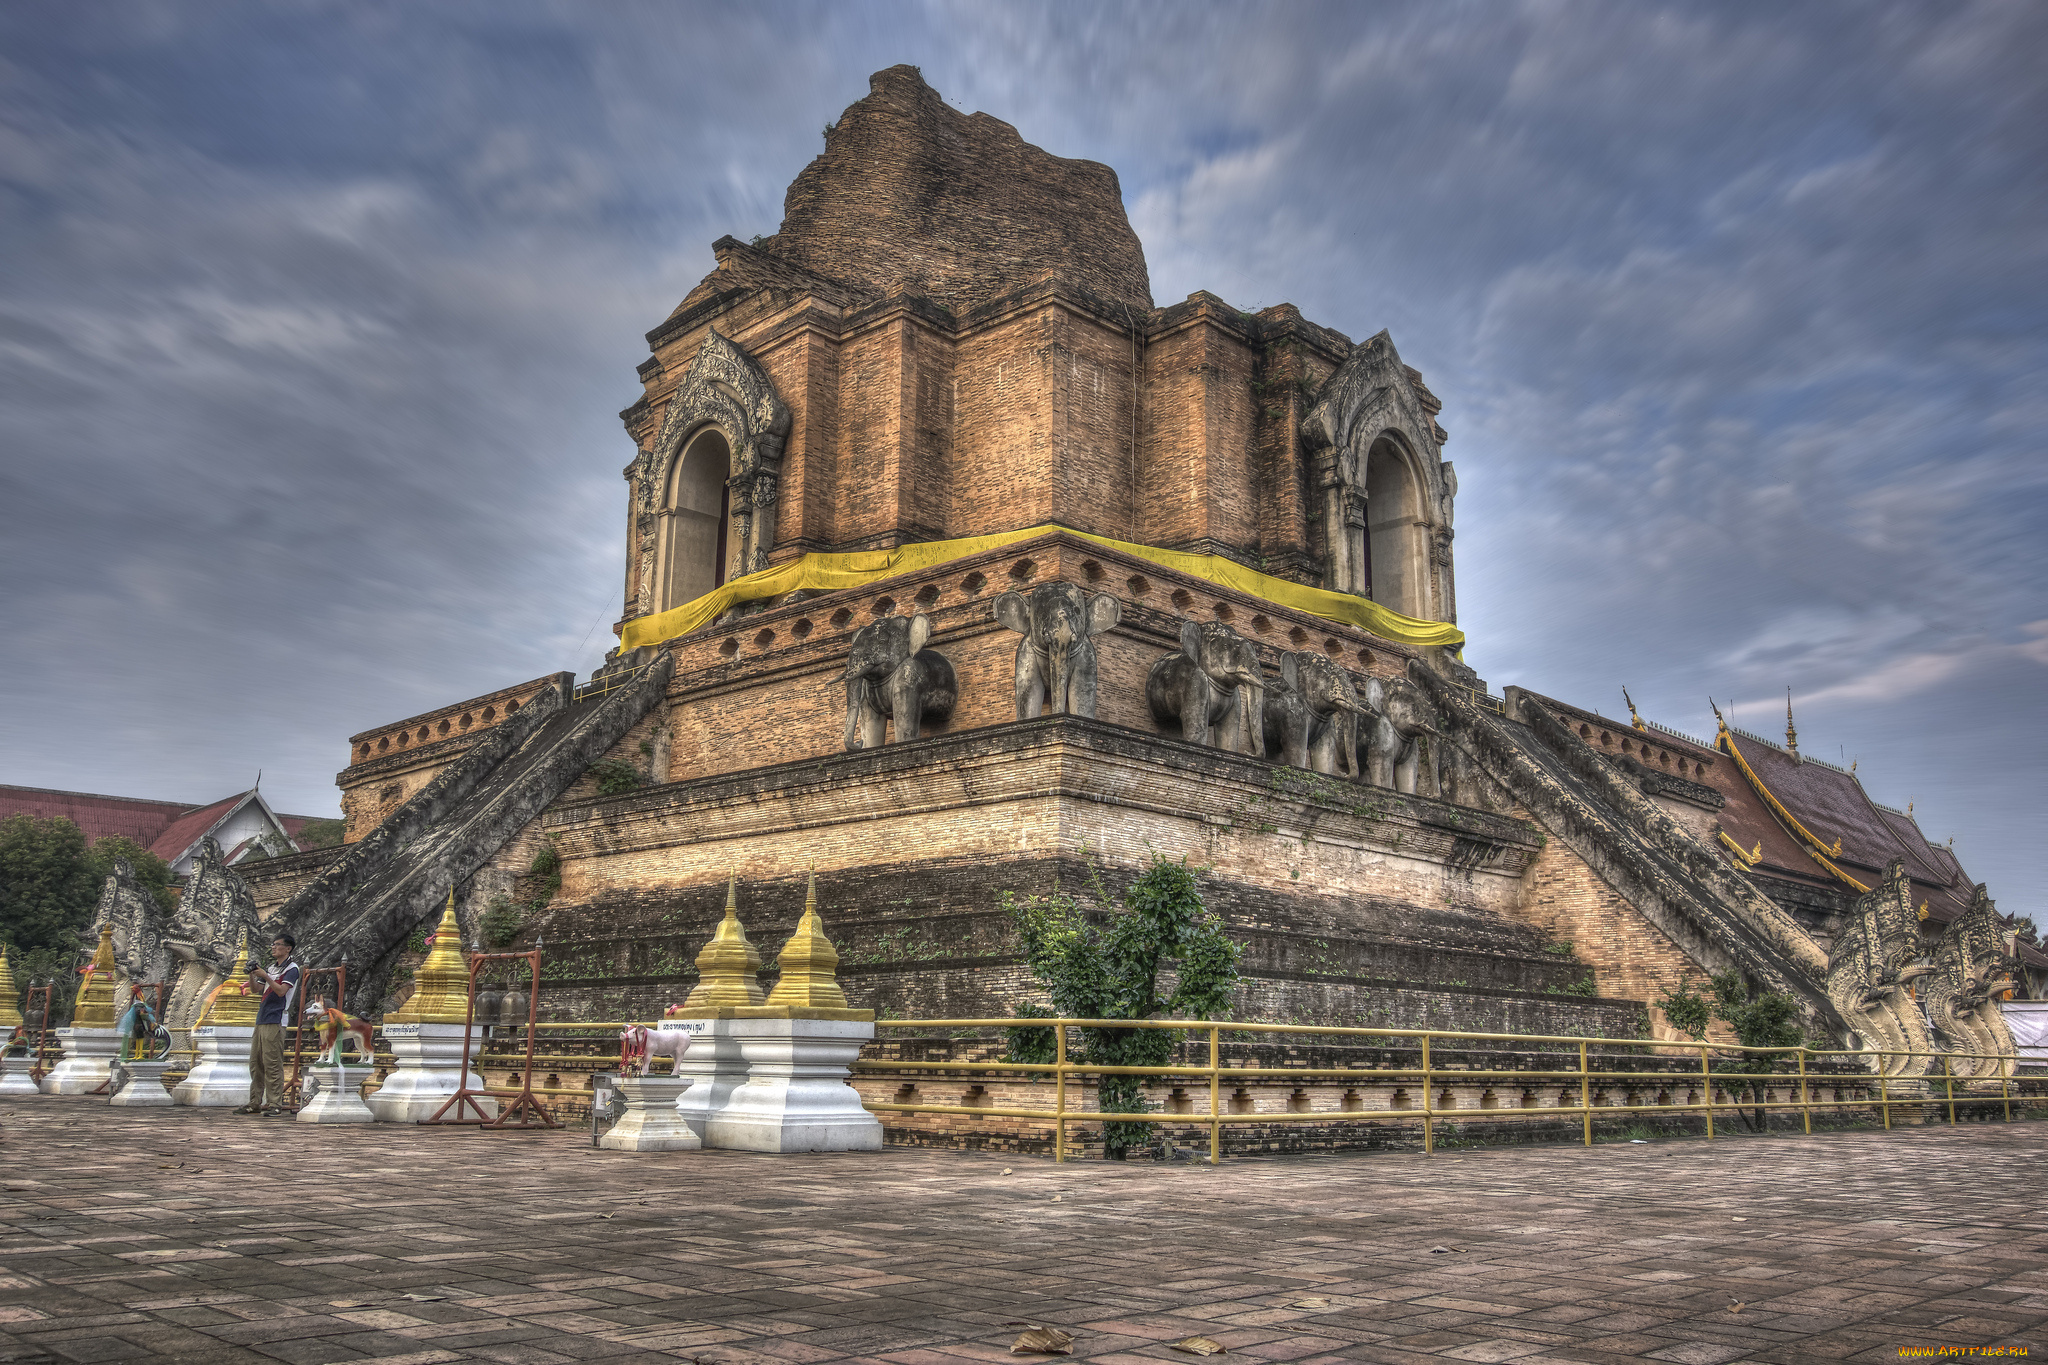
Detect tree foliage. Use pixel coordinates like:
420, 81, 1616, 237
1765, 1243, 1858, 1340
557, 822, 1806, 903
295, 818, 346, 849
0, 817, 177, 1020
1653, 977, 1713, 1041
1006, 856, 1241, 1158
1706, 969, 1805, 1132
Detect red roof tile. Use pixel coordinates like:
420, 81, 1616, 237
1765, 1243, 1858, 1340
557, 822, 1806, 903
145, 792, 250, 865
0, 784, 196, 847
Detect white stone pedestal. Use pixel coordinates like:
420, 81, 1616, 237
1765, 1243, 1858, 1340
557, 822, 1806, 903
42, 1027, 121, 1095
598, 1075, 700, 1151
173, 1025, 254, 1106
298, 1065, 378, 1123
669, 1018, 747, 1143
108, 1059, 174, 1106
365, 1022, 496, 1123
0, 1047, 41, 1096
706, 1016, 882, 1153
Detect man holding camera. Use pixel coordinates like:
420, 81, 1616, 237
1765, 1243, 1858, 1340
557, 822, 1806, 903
236, 934, 301, 1116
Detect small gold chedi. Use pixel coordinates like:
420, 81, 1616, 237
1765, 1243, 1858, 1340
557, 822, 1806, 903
70, 924, 121, 1028
0, 943, 23, 1030
209, 937, 263, 1027
677, 872, 766, 1012
387, 895, 475, 1024
765, 870, 850, 1010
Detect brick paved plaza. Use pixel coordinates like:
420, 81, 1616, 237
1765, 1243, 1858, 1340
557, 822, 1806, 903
2, 1098, 2042, 1365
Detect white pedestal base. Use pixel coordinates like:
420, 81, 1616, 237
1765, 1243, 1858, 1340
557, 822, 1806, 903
298, 1065, 378, 1123
0, 1048, 41, 1096
706, 1017, 881, 1153
668, 1018, 746, 1143
365, 1023, 496, 1123
173, 1026, 254, 1106
42, 1028, 121, 1095
108, 1059, 175, 1106
598, 1075, 700, 1151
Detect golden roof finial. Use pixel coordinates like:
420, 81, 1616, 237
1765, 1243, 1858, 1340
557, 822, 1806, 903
680, 868, 766, 1009
388, 889, 475, 1023
0, 943, 22, 1031
765, 866, 850, 1010
1623, 687, 1646, 732
1784, 689, 1799, 758
208, 930, 263, 1027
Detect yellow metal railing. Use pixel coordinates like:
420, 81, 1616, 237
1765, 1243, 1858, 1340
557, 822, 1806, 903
852, 1018, 2037, 1163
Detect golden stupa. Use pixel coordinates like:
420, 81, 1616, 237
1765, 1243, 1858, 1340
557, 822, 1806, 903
208, 935, 264, 1027
70, 924, 120, 1028
763, 870, 851, 1011
0, 944, 23, 1031
387, 893, 475, 1023
676, 871, 767, 1012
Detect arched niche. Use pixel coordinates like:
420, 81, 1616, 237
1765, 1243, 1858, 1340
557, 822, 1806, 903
1298, 330, 1457, 624
1364, 433, 1430, 619
630, 328, 790, 617
656, 427, 732, 611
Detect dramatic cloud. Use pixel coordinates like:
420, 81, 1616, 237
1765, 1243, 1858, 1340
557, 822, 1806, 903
2, 1, 2042, 912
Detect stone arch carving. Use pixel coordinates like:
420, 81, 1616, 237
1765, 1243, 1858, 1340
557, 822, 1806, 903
631, 328, 791, 615
1300, 330, 1457, 623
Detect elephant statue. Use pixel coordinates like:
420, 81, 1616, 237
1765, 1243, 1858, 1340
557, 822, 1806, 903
1360, 674, 1441, 795
1261, 653, 1312, 769
993, 582, 1122, 720
1147, 620, 1265, 756
839, 613, 957, 750
1295, 651, 1369, 779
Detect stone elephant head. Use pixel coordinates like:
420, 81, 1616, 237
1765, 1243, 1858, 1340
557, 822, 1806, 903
1261, 653, 1313, 769
994, 582, 1122, 720
1359, 675, 1441, 795
839, 613, 958, 751
1147, 619, 1266, 756
1294, 651, 1370, 780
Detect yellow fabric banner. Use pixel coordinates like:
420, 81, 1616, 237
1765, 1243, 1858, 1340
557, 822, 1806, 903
618, 524, 1466, 653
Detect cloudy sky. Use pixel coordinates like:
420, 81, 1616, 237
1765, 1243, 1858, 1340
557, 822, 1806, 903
3, 2, 2043, 915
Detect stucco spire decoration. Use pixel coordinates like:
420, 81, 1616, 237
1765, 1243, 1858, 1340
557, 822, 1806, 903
208, 933, 263, 1027
681, 870, 766, 1009
764, 868, 850, 1011
0, 944, 23, 1030
387, 892, 473, 1024
1785, 689, 1800, 760
70, 924, 121, 1028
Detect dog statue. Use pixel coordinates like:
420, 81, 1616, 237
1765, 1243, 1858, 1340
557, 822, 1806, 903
304, 997, 374, 1065
619, 1024, 691, 1077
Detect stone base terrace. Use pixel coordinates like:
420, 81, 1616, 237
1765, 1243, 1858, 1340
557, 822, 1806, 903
2, 1096, 2044, 1364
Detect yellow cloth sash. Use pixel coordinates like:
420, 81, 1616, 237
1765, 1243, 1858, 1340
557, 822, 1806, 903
619, 524, 1466, 653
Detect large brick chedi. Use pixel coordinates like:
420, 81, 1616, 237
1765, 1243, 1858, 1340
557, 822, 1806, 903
211, 65, 2029, 1092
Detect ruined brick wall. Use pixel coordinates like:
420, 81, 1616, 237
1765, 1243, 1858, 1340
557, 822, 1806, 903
766, 65, 1151, 314
1509, 809, 1736, 1045
336, 676, 563, 840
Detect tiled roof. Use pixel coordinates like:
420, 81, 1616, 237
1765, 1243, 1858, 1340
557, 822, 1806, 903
146, 792, 250, 864
0, 784, 197, 846
1720, 729, 1978, 923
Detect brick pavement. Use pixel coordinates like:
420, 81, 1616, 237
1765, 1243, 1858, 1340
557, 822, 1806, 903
2, 1097, 2043, 1365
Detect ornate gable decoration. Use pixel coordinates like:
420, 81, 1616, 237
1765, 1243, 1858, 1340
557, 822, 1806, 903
1300, 330, 1443, 480
1296, 331, 1458, 616
634, 329, 792, 603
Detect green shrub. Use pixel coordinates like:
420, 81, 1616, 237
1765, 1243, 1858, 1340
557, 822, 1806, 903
480, 894, 525, 948
587, 759, 642, 797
